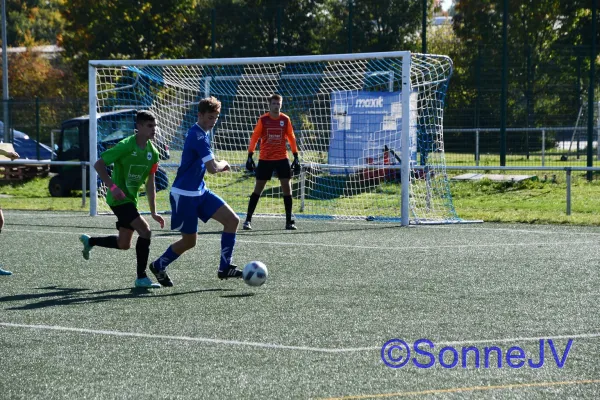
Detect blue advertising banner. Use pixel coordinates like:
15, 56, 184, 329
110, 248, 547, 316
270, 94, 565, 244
328, 90, 415, 174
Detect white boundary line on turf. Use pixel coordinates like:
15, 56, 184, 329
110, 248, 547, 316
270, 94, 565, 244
8, 210, 600, 236
0, 322, 599, 353
3, 227, 600, 251
0, 322, 373, 353
433, 225, 600, 236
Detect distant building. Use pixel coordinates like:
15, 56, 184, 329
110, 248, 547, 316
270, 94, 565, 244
433, 16, 452, 26
0, 45, 63, 59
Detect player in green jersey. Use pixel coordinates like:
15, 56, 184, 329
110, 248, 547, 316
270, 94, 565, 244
79, 110, 165, 288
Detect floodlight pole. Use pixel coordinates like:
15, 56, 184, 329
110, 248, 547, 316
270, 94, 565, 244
1, 0, 8, 141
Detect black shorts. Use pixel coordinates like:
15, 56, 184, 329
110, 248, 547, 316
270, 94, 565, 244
110, 202, 141, 231
255, 159, 291, 181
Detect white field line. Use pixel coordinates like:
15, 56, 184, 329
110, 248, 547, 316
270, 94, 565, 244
2, 227, 599, 251
0, 322, 372, 353
8, 211, 600, 236
0, 322, 598, 353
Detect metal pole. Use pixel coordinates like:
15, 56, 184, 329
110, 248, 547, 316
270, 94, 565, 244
587, 0, 597, 181
541, 129, 545, 166
88, 64, 98, 216
347, 0, 353, 53
475, 129, 480, 166
566, 168, 571, 216
211, 9, 216, 58
1, 0, 8, 142
35, 97, 40, 160
421, 0, 427, 54
500, 0, 508, 166
300, 170, 305, 212
81, 162, 86, 207
597, 101, 600, 160
277, 6, 282, 55
400, 54, 412, 226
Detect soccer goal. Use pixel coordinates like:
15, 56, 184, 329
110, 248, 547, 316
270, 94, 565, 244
88, 51, 459, 225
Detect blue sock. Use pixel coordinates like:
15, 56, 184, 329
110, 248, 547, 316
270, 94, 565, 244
153, 246, 180, 271
219, 232, 236, 271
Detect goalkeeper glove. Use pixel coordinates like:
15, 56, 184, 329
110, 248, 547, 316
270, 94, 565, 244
246, 152, 256, 172
291, 153, 300, 175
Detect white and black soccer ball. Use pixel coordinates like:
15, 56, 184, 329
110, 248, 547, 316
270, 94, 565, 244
242, 261, 268, 287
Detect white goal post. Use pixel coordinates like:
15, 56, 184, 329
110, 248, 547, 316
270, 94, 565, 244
88, 51, 460, 225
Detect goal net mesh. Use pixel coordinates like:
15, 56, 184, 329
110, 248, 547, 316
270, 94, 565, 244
92, 53, 459, 223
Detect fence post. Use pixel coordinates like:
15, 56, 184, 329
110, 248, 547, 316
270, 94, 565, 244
541, 129, 545, 166
475, 129, 480, 166
81, 162, 87, 207
300, 169, 306, 212
35, 97, 40, 160
211, 9, 216, 58
566, 168, 571, 216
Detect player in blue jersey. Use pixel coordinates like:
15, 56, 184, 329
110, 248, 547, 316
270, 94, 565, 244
148, 97, 242, 286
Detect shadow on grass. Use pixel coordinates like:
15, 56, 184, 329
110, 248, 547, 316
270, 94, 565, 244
234, 223, 401, 237
220, 293, 255, 298
1, 285, 234, 310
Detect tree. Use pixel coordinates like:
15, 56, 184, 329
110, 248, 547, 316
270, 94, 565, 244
207, 0, 324, 57
451, 0, 599, 129
60, 0, 208, 80
5, 0, 64, 46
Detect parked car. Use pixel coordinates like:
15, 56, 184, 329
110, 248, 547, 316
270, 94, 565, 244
0, 120, 54, 160
49, 109, 170, 197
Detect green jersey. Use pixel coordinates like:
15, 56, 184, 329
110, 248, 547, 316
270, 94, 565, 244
100, 135, 160, 207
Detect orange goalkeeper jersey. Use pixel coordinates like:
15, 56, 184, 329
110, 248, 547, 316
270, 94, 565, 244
248, 112, 298, 160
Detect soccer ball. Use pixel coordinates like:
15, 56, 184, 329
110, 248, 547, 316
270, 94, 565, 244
242, 261, 268, 287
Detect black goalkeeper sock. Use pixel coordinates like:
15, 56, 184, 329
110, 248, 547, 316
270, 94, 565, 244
89, 236, 119, 249
135, 237, 151, 279
246, 192, 261, 222
284, 195, 293, 223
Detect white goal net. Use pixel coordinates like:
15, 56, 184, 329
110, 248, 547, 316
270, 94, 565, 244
89, 52, 459, 225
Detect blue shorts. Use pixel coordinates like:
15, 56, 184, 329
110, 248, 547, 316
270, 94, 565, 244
170, 189, 226, 234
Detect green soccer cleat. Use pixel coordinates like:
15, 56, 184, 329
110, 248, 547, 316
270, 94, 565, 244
134, 277, 161, 288
79, 234, 92, 260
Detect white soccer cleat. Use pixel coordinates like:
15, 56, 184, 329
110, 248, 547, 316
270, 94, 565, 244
134, 277, 161, 288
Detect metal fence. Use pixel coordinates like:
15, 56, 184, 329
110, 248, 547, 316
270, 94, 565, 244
444, 126, 600, 166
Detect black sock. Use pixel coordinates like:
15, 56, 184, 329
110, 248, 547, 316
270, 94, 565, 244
89, 236, 119, 249
246, 192, 260, 222
284, 195, 293, 222
136, 237, 151, 279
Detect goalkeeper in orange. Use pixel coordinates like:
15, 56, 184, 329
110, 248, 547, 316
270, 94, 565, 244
244, 94, 300, 230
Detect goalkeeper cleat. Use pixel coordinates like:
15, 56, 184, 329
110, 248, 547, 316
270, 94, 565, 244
218, 264, 243, 280
242, 220, 252, 230
79, 234, 92, 260
149, 262, 174, 287
0, 266, 13, 275
134, 277, 161, 288
285, 220, 297, 230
